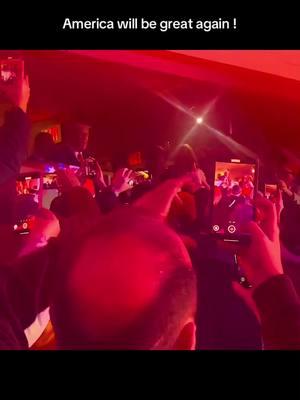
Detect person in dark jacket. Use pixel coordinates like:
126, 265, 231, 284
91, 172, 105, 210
53, 121, 91, 166
0, 74, 31, 224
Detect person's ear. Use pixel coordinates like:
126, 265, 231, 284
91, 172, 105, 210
172, 320, 196, 350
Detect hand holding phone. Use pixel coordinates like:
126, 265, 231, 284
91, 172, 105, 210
238, 196, 283, 289
0, 59, 30, 112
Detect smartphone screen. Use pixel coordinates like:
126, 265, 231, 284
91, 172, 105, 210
265, 184, 278, 200
13, 217, 34, 235
0, 59, 24, 84
43, 173, 58, 190
16, 174, 41, 204
211, 160, 257, 241
42, 173, 58, 209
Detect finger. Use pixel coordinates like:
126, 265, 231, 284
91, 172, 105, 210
121, 168, 129, 178
127, 170, 135, 180
124, 169, 133, 179
255, 195, 275, 218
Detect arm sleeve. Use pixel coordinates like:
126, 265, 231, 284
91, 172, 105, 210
0, 107, 31, 184
0, 240, 58, 349
253, 274, 300, 349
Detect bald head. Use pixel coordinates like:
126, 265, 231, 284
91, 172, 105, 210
51, 209, 196, 349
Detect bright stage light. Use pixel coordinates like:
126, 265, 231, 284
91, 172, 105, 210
196, 117, 203, 124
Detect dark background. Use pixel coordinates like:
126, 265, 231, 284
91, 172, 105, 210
1, 50, 299, 176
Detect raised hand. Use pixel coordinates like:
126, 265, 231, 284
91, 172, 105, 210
111, 168, 135, 196
0, 72, 30, 113
238, 196, 283, 289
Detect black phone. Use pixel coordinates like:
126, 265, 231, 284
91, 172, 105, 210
42, 173, 59, 209
0, 58, 24, 84
13, 217, 32, 235
211, 158, 258, 243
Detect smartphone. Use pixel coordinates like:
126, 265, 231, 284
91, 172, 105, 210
16, 173, 41, 204
84, 157, 97, 177
55, 163, 80, 174
0, 58, 24, 84
43, 173, 58, 190
69, 165, 80, 174
13, 217, 33, 235
211, 158, 258, 243
42, 173, 58, 209
127, 170, 152, 187
265, 184, 278, 200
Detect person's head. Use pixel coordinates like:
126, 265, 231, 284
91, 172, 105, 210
280, 167, 295, 187
61, 121, 90, 152
231, 184, 242, 197
51, 208, 197, 350
32, 132, 55, 160
173, 144, 197, 176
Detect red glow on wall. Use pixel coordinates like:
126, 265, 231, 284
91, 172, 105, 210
42, 125, 61, 143
128, 152, 142, 168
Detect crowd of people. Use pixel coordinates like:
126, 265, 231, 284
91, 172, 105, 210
1, 73, 300, 350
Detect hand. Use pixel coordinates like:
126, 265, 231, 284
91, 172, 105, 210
111, 168, 135, 196
278, 179, 287, 191
279, 180, 293, 197
0, 74, 30, 113
238, 196, 283, 289
56, 168, 81, 192
94, 161, 107, 190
